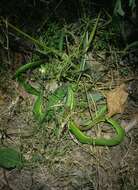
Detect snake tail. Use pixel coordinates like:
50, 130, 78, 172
68, 117, 125, 146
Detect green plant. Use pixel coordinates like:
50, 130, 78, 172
0, 147, 25, 169
114, 0, 136, 16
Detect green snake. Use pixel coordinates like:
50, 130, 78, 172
14, 61, 125, 146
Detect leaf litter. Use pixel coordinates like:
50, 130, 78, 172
0, 20, 138, 190
106, 83, 128, 117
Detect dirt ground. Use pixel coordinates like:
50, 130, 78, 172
0, 51, 138, 190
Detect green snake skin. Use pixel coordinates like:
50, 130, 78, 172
68, 117, 125, 146
15, 61, 125, 146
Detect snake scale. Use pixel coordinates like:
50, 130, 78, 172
14, 61, 125, 146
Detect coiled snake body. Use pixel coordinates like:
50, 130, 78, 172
14, 61, 125, 146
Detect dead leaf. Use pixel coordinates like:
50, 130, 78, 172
106, 84, 128, 117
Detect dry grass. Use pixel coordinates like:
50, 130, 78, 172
0, 16, 138, 190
